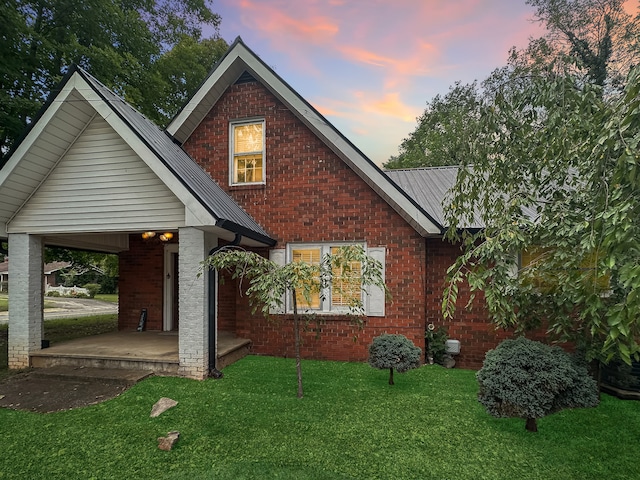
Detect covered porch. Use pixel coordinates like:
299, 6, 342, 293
0, 67, 275, 379
30, 330, 252, 375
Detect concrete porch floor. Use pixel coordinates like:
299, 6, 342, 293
29, 330, 251, 375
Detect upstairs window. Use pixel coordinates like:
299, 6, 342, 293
230, 119, 265, 185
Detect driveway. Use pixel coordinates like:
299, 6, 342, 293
0, 297, 118, 325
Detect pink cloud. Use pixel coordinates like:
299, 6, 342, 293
315, 90, 421, 124
236, 0, 339, 44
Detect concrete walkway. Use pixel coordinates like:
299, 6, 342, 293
0, 297, 118, 325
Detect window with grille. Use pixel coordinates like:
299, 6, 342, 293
230, 120, 265, 185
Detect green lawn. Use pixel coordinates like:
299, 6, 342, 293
0, 294, 6, 312
1, 354, 638, 480
94, 293, 118, 303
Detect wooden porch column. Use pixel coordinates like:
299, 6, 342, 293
7, 233, 44, 369
177, 227, 211, 379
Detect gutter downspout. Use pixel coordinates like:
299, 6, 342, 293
208, 233, 242, 378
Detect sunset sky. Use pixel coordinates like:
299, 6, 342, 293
210, 0, 631, 166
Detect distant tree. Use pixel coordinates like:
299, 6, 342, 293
1, 0, 225, 159
137, 36, 228, 127
204, 245, 388, 398
383, 82, 482, 169
368, 333, 421, 385
477, 337, 599, 432
525, 0, 639, 88
385, 0, 639, 169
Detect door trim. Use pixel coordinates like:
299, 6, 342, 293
163, 244, 179, 331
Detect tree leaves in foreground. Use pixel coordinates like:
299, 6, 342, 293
1, 0, 226, 159
203, 246, 388, 398
443, 66, 640, 365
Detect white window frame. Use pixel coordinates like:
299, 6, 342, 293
229, 118, 266, 185
286, 243, 365, 314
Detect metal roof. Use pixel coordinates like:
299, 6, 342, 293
385, 166, 483, 229
386, 166, 540, 230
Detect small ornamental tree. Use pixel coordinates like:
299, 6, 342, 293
477, 337, 599, 432
203, 245, 388, 398
368, 334, 422, 385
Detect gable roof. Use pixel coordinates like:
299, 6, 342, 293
0, 66, 275, 247
167, 37, 444, 237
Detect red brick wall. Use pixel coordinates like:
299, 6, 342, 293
185, 79, 428, 362
119, 234, 178, 331
425, 238, 549, 369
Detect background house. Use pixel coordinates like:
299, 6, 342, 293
0, 258, 70, 292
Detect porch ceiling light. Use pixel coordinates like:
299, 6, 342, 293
142, 231, 174, 241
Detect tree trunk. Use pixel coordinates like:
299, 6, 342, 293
525, 417, 538, 432
292, 291, 303, 399
389, 367, 394, 385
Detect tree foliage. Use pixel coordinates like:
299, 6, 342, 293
1, 0, 226, 158
368, 333, 421, 385
525, 0, 639, 87
477, 337, 599, 432
443, 66, 640, 365
383, 82, 482, 169
203, 245, 388, 398
385, 0, 639, 169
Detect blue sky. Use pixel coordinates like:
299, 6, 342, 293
209, 1, 550, 165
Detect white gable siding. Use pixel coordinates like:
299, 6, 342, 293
0, 91, 95, 225
8, 116, 186, 234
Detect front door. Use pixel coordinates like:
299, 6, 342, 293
163, 244, 179, 331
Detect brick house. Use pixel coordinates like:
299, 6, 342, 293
0, 38, 508, 379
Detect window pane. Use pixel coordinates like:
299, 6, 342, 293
234, 154, 263, 183
234, 123, 263, 154
292, 248, 321, 309
331, 247, 362, 307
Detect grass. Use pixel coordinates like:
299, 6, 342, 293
0, 314, 117, 380
0, 294, 6, 312
94, 293, 118, 303
0, 353, 639, 480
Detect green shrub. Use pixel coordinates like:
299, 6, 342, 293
425, 323, 448, 364
46, 291, 60, 297
83, 283, 101, 298
477, 337, 599, 432
368, 333, 422, 385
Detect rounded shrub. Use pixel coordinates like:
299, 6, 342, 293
83, 283, 101, 298
368, 333, 422, 385
477, 337, 599, 432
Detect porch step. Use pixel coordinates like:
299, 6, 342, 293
32, 365, 152, 384
30, 354, 179, 375
217, 337, 251, 370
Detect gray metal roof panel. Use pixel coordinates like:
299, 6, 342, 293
386, 166, 539, 230
385, 166, 484, 229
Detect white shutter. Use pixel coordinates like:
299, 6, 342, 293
269, 248, 286, 314
367, 247, 386, 317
